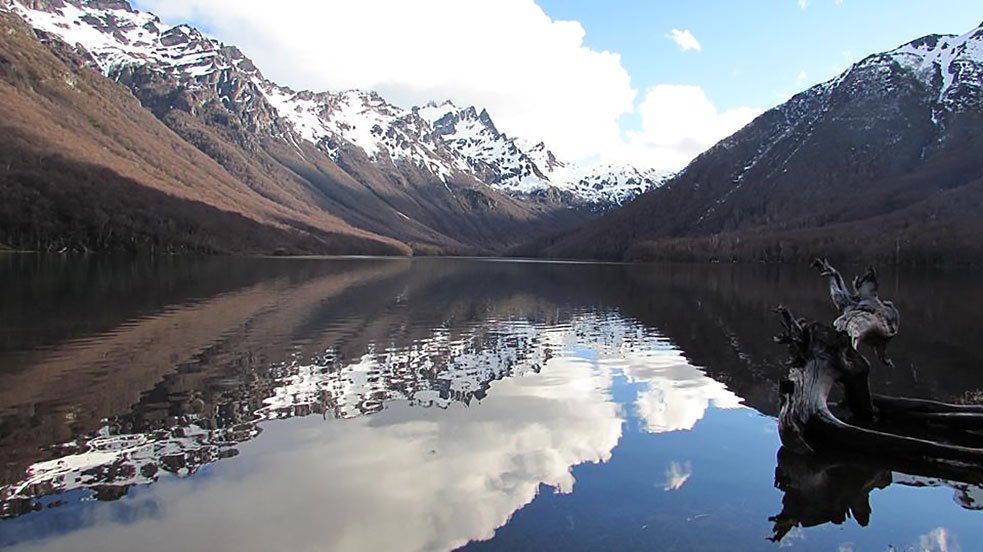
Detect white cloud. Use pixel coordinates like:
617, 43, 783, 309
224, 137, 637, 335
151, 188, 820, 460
798, 0, 809, 9
796, 69, 809, 86
666, 28, 702, 52
133, 1, 763, 172
135, 0, 635, 162
609, 85, 763, 171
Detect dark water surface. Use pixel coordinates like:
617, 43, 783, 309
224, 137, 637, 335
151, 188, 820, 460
1, 255, 982, 551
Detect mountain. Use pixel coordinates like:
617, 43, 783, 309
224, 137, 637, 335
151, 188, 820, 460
533, 22, 983, 264
0, 0, 666, 255
0, 7, 410, 255
417, 101, 672, 206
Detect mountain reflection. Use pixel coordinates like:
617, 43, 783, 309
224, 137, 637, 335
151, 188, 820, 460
0, 273, 745, 545
0, 307, 748, 551
2, 256, 982, 550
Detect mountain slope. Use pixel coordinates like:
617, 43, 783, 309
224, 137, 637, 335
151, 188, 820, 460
2, 0, 668, 255
0, 9, 408, 254
4, 0, 571, 254
535, 22, 983, 264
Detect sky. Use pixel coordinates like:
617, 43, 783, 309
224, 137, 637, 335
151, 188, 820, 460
133, 0, 982, 171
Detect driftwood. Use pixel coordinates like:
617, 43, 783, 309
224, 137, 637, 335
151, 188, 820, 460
812, 258, 899, 367
774, 260, 983, 469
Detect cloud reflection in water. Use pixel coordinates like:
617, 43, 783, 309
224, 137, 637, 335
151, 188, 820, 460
624, 350, 744, 434
4, 312, 747, 552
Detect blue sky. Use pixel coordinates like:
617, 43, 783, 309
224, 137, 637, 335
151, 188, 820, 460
538, 0, 982, 123
136, 0, 982, 170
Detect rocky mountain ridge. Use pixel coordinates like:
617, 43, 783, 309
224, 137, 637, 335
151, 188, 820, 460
6, 0, 667, 209
0, 1, 536, 253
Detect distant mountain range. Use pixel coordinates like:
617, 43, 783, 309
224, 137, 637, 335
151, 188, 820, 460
3, 0, 981, 263
530, 21, 983, 264
0, 0, 669, 255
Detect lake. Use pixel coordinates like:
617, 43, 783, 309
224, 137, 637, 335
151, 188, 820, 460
1, 255, 982, 551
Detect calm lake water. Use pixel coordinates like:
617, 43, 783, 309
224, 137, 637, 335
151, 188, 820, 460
1, 255, 982, 551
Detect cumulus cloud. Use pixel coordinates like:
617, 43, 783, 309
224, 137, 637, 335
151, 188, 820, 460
133, 1, 763, 171
666, 28, 702, 52
135, 0, 635, 162
610, 85, 763, 171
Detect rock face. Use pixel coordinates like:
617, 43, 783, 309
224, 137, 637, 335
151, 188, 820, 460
1, 0, 668, 254
535, 22, 983, 264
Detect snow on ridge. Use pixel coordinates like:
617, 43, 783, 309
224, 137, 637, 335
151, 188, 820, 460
415, 99, 459, 125
9, 0, 665, 205
9, 0, 230, 79
884, 24, 983, 108
418, 102, 668, 204
422, 100, 540, 186
544, 163, 674, 205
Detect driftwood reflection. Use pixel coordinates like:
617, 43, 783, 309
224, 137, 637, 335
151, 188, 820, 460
769, 447, 888, 542
769, 446, 983, 543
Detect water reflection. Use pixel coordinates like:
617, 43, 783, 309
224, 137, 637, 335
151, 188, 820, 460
1, 256, 982, 550
663, 461, 693, 491
623, 351, 743, 433
769, 447, 983, 544
1, 308, 746, 551
19, 350, 619, 552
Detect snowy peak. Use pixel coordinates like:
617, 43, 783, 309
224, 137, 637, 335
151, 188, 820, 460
546, 163, 674, 206
412, 100, 669, 205
853, 22, 983, 120
416, 100, 549, 191
8, 0, 244, 81
887, 24, 983, 79
7, 0, 665, 207
477, 108, 497, 133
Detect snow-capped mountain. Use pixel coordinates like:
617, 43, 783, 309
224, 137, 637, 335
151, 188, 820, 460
5, 0, 664, 208
1, 0, 575, 255
535, 21, 983, 262
416, 100, 673, 204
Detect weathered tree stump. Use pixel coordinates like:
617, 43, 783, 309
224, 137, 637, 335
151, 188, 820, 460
773, 260, 983, 470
